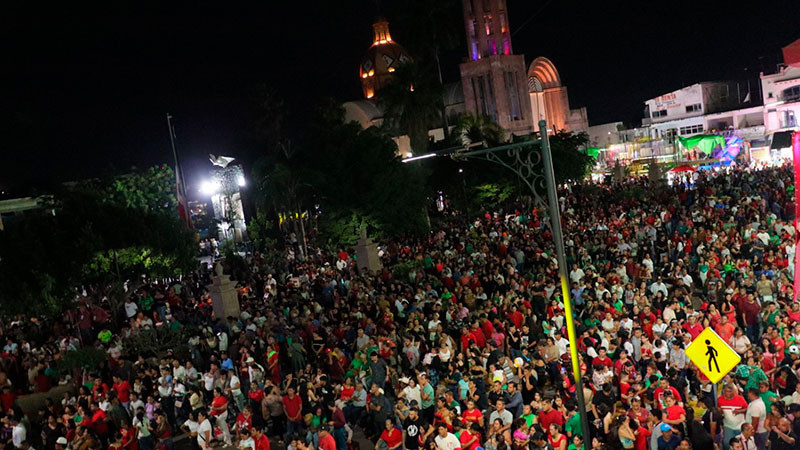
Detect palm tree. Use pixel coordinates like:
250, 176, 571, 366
453, 114, 507, 148
377, 61, 444, 153
399, 0, 462, 138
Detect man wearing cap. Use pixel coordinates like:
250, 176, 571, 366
656, 424, 680, 450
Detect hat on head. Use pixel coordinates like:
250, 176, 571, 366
56, 438, 68, 445
790, 345, 800, 355
398, 377, 410, 384
246, 357, 255, 364
660, 424, 672, 432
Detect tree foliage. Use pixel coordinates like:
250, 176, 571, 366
547, 130, 594, 183
377, 62, 444, 153
251, 102, 430, 250
0, 166, 196, 316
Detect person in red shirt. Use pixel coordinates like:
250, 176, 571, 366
461, 401, 484, 429
470, 323, 486, 349
252, 428, 270, 450
652, 379, 682, 409
112, 376, 132, 408
460, 424, 481, 450
537, 400, 564, 432
210, 388, 232, 446
378, 419, 403, 450
282, 387, 304, 440
681, 315, 703, 339
592, 348, 614, 368
715, 316, 735, 343
248, 382, 265, 405
92, 377, 109, 403
662, 395, 686, 426
89, 403, 109, 441
235, 406, 254, 434
633, 419, 650, 450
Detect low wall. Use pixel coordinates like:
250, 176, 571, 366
15, 384, 75, 415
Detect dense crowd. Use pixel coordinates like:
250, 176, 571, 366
2, 163, 800, 450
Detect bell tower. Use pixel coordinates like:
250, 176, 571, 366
459, 0, 534, 135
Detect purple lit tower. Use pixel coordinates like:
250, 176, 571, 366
459, 0, 534, 135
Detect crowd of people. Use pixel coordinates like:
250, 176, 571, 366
1, 163, 800, 450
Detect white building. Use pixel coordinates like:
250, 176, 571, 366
760, 38, 800, 134
642, 81, 752, 139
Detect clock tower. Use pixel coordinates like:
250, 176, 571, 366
359, 18, 412, 100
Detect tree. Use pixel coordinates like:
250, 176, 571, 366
104, 165, 178, 213
0, 165, 197, 316
377, 62, 444, 153
453, 114, 507, 148
398, 0, 462, 138
547, 130, 594, 183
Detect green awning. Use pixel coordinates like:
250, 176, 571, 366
583, 147, 601, 158
677, 135, 725, 155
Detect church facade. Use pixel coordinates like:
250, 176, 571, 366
343, 1, 588, 155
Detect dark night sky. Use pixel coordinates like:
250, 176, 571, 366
3, 0, 799, 197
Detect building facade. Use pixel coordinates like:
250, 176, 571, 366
458, 0, 534, 135
527, 57, 588, 133
760, 38, 800, 133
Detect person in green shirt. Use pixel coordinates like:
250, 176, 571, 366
97, 329, 112, 343
521, 404, 536, 427
139, 295, 154, 312
758, 381, 779, 412
567, 435, 585, 450
565, 409, 582, 438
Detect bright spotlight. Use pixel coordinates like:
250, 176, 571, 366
200, 180, 220, 195
237, 175, 246, 187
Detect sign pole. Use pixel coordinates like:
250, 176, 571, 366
540, 120, 592, 444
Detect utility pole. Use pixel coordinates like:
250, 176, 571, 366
410, 122, 593, 443
539, 120, 592, 445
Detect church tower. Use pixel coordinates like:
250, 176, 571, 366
459, 0, 534, 135
359, 18, 412, 99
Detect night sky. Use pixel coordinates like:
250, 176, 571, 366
4, 0, 799, 197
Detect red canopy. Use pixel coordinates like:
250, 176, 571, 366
670, 165, 697, 173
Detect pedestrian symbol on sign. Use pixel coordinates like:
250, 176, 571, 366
685, 328, 740, 384
705, 340, 719, 372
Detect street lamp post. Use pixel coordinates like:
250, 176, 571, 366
538, 120, 592, 445
419, 121, 592, 443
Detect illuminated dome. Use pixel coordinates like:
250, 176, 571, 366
359, 18, 412, 99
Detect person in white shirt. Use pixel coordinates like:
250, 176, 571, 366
237, 428, 255, 450
227, 369, 244, 411
553, 331, 569, 356
11, 417, 25, 449
745, 389, 768, 449
569, 265, 585, 284
434, 424, 461, 450
196, 411, 213, 450
123, 299, 138, 319
650, 279, 668, 298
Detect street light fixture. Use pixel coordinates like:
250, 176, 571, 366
200, 180, 221, 196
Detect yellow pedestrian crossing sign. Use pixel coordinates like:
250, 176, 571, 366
685, 328, 741, 384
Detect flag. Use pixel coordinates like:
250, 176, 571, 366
167, 114, 193, 230
176, 163, 193, 230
